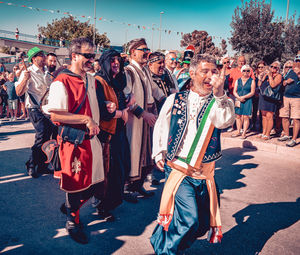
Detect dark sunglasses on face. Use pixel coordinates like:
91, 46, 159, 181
242, 70, 250, 73
223, 61, 230, 64
76, 52, 96, 59
136, 48, 150, 53
270, 65, 278, 69
285, 66, 293, 69
170, 58, 178, 62
258, 66, 264, 69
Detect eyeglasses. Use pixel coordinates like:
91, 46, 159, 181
136, 48, 150, 53
170, 58, 178, 62
270, 65, 278, 69
242, 70, 250, 73
258, 66, 264, 69
223, 61, 230, 64
285, 66, 293, 69
76, 52, 96, 59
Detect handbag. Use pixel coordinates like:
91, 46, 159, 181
262, 84, 282, 101
41, 77, 89, 171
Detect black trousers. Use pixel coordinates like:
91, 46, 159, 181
66, 182, 104, 214
27, 108, 55, 170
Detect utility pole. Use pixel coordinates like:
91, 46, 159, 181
285, 0, 290, 26
159, 11, 164, 50
93, 0, 96, 46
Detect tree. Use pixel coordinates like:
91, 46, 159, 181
180, 30, 228, 57
181, 30, 216, 55
230, 0, 300, 65
38, 16, 110, 48
282, 15, 300, 60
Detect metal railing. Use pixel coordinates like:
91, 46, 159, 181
0, 29, 70, 47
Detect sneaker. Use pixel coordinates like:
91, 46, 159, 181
278, 135, 291, 142
227, 127, 234, 132
270, 129, 276, 135
286, 139, 297, 147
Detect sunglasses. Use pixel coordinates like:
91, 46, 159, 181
223, 61, 230, 64
76, 52, 96, 59
170, 58, 178, 62
270, 65, 278, 69
285, 66, 293, 69
258, 66, 264, 69
136, 48, 150, 53
242, 70, 250, 73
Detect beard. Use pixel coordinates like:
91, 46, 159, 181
48, 65, 56, 73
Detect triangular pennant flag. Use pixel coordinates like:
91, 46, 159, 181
21, 5, 27, 7
143, 26, 146, 29
168, 30, 171, 34
42, 9, 48, 11
99, 17, 103, 20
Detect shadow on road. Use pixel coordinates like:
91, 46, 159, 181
0, 147, 160, 254
187, 198, 300, 255
0, 129, 35, 141
215, 147, 259, 192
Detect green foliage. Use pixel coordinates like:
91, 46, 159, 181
180, 30, 227, 57
230, 0, 299, 65
38, 16, 110, 48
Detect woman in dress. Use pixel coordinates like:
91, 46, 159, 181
232, 65, 255, 139
95, 49, 131, 219
257, 61, 282, 140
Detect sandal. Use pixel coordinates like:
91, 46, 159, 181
262, 135, 271, 140
231, 133, 241, 138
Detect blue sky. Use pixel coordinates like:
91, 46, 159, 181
0, 0, 299, 54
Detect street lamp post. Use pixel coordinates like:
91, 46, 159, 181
159, 11, 164, 50
93, 0, 96, 46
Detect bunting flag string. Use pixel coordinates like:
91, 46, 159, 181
0, 1, 224, 40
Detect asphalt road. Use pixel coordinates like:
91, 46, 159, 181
0, 121, 300, 255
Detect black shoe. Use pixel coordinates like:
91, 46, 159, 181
60, 203, 67, 215
137, 187, 155, 197
123, 192, 138, 203
25, 162, 38, 178
96, 208, 115, 222
66, 220, 88, 244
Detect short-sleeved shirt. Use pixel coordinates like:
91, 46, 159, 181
284, 69, 300, 98
15, 64, 52, 108
4, 81, 18, 100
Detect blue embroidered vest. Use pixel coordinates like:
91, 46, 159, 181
166, 91, 222, 163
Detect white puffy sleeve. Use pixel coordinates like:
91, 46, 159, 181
42, 81, 68, 114
152, 93, 175, 163
209, 94, 235, 129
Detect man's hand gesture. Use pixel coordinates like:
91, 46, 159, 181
211, 67, 225, 97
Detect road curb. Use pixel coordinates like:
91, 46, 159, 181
221, 135, 300, 157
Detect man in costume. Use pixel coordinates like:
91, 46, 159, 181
124, 38, 165, 201
148, 51, 178, 99
15, 46, 55, 177
150, 54, 235, 254
174, 46, 195, 90
42, 38, 104, 244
